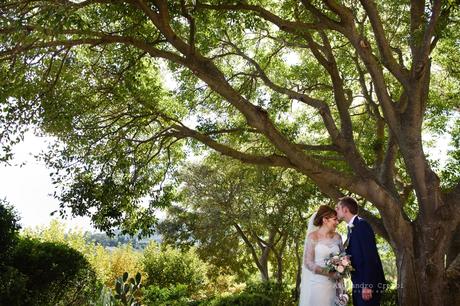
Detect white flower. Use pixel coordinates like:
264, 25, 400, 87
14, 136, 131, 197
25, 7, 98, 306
336, 265, 345, 273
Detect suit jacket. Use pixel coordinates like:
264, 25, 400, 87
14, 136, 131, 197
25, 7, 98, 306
346, 216, 386, 289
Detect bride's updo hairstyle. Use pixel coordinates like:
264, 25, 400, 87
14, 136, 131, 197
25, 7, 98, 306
313, 205, 337, 226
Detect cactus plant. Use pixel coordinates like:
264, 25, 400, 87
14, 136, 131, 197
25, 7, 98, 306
114, 272, 142, 306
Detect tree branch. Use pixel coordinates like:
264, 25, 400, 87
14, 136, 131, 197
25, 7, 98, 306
0, 30, 187, 67
413, 0, 442, 75
180, 0, 196, 54
233, 222, 267, 275
171, 124, 295, 168
296, 144, 339, 152
359, 0, 409, 81
196, 2, 324, 33
219, 40, 342, 145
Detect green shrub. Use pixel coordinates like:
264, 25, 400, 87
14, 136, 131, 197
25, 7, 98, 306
244, 281, 294, 306
0, 265, 28, 305
8, 238, 100, 305
91, 286, 117, 306
142, 284, 190, 305
202, 281, 293, 306
207, 292, 272, 306
142, 243, 207, 296
380, 287, 398, 306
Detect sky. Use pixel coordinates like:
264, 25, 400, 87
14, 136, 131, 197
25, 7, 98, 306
0, 132, 94, 231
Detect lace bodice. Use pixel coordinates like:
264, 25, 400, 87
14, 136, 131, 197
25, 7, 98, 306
303, 233, 343, 275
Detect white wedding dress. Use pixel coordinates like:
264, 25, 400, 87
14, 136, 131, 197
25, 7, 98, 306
299, 232, 343, 306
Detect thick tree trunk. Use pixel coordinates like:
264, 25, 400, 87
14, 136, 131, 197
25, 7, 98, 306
273, 234, 288, 285
259, 234, 275, 282
446, 225, 460, 305
396, 246, 448, 306
394, 223, 454, 306
259, 250, 270, 282
275, 253, 283, 284
395, 248, 420, 306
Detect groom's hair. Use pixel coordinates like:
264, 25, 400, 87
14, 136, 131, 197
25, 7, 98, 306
339, 196, 358, 215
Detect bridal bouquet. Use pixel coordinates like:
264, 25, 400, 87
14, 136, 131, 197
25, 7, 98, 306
324, 251, 354, 277
324, 252, 353, 306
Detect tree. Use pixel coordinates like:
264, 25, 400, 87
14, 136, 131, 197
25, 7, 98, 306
0, 199, 21, 260
159, 155, 317, 288
0, 199, 27, 306
1, 1, 459, 304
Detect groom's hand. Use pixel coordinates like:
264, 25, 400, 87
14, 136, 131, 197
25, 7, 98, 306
362, 287, 372, 301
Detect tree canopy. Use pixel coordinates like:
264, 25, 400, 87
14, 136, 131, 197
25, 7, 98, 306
1, 1, 460, 304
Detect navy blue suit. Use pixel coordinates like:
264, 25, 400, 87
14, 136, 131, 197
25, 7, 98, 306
346, 216, 386, 306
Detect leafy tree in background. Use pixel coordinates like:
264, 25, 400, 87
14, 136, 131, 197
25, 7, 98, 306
159, 155, 319, 289
1, 1, 460, 304
0, 199, 27, 305
0, 199, 21, 260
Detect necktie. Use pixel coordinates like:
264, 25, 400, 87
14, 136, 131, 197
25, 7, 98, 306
344, 226, 351, 249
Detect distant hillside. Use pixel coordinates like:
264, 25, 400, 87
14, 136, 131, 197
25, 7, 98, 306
85, 230, 162, 250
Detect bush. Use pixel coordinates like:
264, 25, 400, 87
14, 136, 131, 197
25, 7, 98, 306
142, 243, 207, 297
207, 292, 272, 306
244, 281, 294, 306
23, 220, 144, 288
202, 281, 293, 306
8, 238, 100, 305
142, 284, 190, 305
0, 265, 28, 305
380, 287, 398, 306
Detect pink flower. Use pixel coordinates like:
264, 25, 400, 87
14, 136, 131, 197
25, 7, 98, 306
336, 265, 345, 273
341, 258, 350, 266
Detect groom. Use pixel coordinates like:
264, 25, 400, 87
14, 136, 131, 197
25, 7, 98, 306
336, 197, 386, 306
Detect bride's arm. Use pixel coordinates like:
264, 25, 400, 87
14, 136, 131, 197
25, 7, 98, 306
304, 233, 329, 276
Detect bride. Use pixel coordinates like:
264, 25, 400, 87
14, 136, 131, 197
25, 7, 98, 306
299, 205, 344, 306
